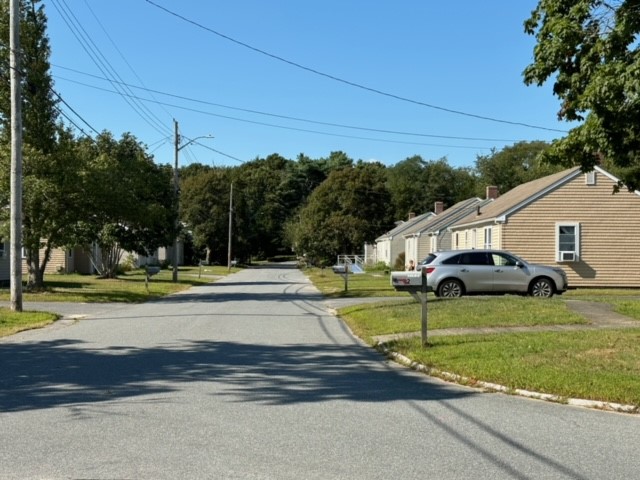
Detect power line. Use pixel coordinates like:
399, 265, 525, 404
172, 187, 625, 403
50, 0, 171, 138
143, 0, 568, 134
52, 89, 100, 135
52, 64, 518, 144
52, 74, 497, 150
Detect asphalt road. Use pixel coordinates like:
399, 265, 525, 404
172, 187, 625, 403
1, 264, 639, 479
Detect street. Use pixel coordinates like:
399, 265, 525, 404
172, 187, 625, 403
1, 264, 639, 479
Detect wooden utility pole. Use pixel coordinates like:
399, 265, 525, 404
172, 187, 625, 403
172, 119, 179, 282
227, 182, 233, 271
10, 0, 22, 311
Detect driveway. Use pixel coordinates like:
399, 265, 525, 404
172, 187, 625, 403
1, 264, 639, 479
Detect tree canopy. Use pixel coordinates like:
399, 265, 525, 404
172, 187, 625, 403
524, 0, 640, 190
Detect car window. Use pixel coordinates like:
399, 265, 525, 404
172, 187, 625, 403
457, 252, 490, 265
419, 253, 438, 265
441, 254, 462, 265
492, 253, 518, 267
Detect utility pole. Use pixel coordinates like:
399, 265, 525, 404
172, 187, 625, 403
227, 182, 233, 271
172, 119, 179, 282
9, 0, 22, 311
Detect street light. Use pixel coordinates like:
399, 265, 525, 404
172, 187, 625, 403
173, 119, 213, 282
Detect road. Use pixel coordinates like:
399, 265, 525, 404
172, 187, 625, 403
1, 264, 638, 479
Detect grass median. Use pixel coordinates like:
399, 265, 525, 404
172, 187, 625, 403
306, 267, 640, 409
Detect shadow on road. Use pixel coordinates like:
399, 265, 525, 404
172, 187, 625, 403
0, 338, 474, 413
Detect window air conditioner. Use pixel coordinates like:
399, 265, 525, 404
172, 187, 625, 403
559, 251, 576, 262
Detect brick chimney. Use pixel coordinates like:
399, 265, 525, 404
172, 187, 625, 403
434, 201, 444, 215
486, 185, 499, 200
408, 212, 415, 220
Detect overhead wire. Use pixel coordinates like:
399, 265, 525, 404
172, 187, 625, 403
50, 0, 171, 138
51, 74, 496, 150
143, 0, 568, 134
52, 64, 519, 143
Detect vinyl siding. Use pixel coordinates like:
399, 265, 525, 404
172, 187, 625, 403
503, 171, 640, 287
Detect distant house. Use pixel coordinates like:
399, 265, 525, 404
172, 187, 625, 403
403, 192, 496, 264
449, 166, 640, 288
375, 211, 435, 267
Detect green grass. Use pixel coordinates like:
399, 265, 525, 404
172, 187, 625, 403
340, 296, 588, 343
0, 266, 240, 303
304, 267, 404, 298
0, 308, 59, 337
389, 330, 640, 407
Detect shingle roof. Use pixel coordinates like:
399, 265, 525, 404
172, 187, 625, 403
404, 197, 485, 236
375, 211, 434, 241
451, 167, 581, 228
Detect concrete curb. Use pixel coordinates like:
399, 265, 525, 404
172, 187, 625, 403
376, 342, 638, 415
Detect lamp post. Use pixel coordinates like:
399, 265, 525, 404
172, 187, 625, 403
173, 119, 213, 282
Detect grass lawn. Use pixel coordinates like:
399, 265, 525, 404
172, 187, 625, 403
305, 267, 640, 409
0, 308, 59, 337
387, 330, 640, 407
0, 266, 238, 303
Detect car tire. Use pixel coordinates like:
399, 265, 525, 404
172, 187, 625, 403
437, 279, 463, 298
530, 277, 554, 298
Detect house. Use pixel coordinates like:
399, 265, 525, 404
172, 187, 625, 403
448, 166, 640, 288
375, 211, 435, 267
403, 193, 495, 264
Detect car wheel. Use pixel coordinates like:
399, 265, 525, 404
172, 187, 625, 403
437, 279, 463, 298
530, 277, 554, 298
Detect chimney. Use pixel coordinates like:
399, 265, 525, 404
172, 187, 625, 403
408, 212, 416, 220
486, 185, 499, 200
434, 201, 444, 215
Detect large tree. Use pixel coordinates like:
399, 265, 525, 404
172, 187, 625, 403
524, 0, 640, 189
0, 0, 74, 288
70, 132, 175, 278
288, 161, 393, 265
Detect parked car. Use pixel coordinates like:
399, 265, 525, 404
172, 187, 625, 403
415, 249, 568, 298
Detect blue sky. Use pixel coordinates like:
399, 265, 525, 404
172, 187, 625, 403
44, 0, 570, 169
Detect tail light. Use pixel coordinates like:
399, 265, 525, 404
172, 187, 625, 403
425, 267, 435, 274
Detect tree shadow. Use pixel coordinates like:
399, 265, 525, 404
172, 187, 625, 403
0, 338, 474, 413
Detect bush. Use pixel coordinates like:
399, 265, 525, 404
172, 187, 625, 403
393, 252, 406, 271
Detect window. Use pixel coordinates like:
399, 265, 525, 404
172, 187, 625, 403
585, 171, 596, 185
484, 227, 492, 249
556, 222, 580, 262
491, 252, 518, 267
454, 232, 459, 249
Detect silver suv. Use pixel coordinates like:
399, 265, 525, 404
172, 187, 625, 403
417, 249, 568, 298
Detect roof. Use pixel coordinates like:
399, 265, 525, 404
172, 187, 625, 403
404, 197, 486, 237
451, 167, 583, 229
375, 211, 434, 241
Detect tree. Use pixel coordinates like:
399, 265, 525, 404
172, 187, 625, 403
474, 141, 560, 194
70, 132, 175, 278
0, 0, 66, 288
289, 162, 392, 265
524, 0, 640, 190
386, 156, 477, 219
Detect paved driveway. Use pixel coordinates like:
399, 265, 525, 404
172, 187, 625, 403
1, 264, 639, 479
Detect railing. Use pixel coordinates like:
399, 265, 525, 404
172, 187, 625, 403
336, 255, 365, 273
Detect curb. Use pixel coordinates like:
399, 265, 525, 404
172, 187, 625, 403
376, 342, 638, 415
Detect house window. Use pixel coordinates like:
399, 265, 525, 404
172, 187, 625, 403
454, 232, 459, 250
484, 227, 492, 249
585, 171, 596, 185
556, 222, 580, 262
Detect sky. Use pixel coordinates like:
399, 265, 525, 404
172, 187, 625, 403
43, 0, 573, 170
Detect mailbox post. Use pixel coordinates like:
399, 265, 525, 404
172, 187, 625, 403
390, 268, 429, 346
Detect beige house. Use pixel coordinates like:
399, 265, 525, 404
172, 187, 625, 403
449, 166, 640, 288
404, 190, 499, 264
375, 211, 435, 267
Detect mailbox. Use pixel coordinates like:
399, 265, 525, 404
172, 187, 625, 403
390, 270, 429, 292
146, 265, 161, 277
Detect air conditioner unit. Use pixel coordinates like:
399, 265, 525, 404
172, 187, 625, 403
559, 251, 576, 262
